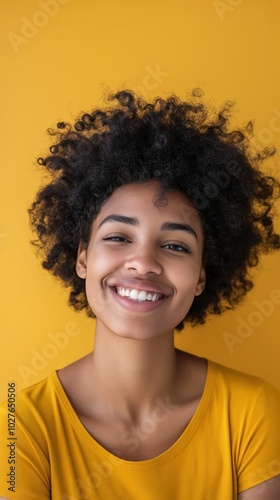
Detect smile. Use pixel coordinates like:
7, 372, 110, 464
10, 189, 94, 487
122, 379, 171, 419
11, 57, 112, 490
115, 287, 164, 302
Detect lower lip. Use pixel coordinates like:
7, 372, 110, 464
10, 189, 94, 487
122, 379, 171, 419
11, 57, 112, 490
109, 287, 168, 312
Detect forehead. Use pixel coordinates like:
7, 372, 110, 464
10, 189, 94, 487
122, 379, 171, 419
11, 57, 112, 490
94, 181, 203, 236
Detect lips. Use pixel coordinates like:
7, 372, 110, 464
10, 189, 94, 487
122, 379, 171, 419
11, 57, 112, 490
108, 278, 172, 298
109, 285, 170, 312
115, 287, 164, 302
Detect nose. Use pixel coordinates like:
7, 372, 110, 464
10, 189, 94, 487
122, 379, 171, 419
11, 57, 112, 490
124, 245, 162, 275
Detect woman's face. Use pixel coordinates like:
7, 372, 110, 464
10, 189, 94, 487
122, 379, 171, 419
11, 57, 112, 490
76, 181, 206, 340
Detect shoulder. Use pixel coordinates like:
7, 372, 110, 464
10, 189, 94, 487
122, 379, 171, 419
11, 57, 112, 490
0, 354, 90, 418
1, 374, 51, 408
205, 360, 280, 451
200, 359, 280, 491
176, 349, 277, 398
208, 359, 280, 405
0, 372, 62, 434
0, 374, 58, 492
177, 352, 280, 417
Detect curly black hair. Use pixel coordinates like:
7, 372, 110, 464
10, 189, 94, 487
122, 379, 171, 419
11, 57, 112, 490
28, 89, 280, 330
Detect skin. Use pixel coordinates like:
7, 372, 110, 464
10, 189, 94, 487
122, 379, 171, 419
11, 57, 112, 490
78, 180, 206, 342
54, 181, 280, 497
59, 180, 207, 460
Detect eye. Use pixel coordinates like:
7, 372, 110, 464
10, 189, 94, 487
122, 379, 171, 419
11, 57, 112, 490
163, 243, 191, 253
103, 234, 129, 242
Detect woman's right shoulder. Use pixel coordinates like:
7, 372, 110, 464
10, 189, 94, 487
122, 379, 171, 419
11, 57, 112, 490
1, 353, 89, 409
0, 372, 57, 430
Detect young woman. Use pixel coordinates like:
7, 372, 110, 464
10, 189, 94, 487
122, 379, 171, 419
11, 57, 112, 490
1, 90, 280, 499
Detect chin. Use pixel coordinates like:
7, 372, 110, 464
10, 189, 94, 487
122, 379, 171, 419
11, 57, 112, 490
105, 320, 176, 341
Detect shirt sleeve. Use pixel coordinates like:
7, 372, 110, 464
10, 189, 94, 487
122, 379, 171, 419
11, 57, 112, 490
237, 381, 280, 493
0, 401, 51, 500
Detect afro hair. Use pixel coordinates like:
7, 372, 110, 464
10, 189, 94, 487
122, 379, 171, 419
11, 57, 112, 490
28, 89, 280, 329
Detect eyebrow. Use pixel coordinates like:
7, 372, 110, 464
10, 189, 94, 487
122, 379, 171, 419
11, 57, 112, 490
98, 214, 198, 240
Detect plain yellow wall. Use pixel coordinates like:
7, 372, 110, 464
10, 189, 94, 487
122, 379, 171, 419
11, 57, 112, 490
1, 0, 280, 402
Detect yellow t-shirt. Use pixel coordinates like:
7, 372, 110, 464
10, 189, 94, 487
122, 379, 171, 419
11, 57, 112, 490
1, 360, 280, 499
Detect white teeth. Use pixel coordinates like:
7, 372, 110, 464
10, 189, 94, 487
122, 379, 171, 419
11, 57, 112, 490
115, 287, 163, 302
137, 290, 147, 301
130, 289, 138, 300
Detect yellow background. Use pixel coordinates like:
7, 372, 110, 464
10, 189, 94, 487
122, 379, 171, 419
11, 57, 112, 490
1, 0, 280, 402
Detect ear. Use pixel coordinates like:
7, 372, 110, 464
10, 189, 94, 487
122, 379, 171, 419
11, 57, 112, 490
76, 242, 87, 279
195, 266, 206, 296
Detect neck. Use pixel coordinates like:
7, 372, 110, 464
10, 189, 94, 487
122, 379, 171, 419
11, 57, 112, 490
85, 321, 178, 421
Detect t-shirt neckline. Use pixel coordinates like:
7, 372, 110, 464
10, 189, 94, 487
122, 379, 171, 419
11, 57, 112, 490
52, 358, 216, 468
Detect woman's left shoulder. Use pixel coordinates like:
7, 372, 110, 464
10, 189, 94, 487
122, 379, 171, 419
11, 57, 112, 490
207, 359, 280, 411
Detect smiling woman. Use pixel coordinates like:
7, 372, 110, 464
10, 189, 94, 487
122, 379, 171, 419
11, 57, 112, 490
75, 181, 206, 340
26, 90, 280, 329
0, 89, 280, 499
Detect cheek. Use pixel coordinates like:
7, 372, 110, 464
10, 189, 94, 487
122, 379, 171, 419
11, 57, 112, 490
169, 259, 200, 287
87, 247, 116, 278
171, 262, 201, 305
84, 249, 118, 312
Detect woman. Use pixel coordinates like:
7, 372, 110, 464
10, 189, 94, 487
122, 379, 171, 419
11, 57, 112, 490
1, 89, 280, 499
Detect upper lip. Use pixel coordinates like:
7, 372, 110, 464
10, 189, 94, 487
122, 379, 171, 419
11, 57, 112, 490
108, 278, 172, 297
